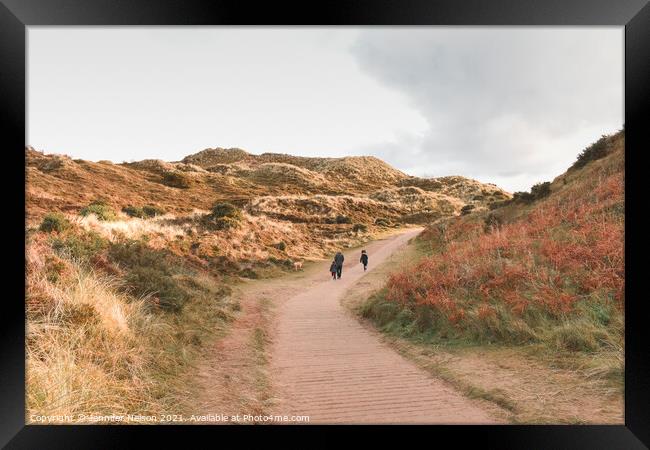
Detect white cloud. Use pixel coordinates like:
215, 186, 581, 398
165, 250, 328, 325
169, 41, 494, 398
351, 27, 623, 191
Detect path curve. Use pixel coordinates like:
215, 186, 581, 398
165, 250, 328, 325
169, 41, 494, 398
269, 228, 499, 424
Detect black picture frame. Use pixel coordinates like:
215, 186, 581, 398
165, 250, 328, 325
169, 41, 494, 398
2, 0, 648, 447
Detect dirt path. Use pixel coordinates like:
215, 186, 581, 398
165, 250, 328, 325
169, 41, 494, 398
268, 228, 500, 424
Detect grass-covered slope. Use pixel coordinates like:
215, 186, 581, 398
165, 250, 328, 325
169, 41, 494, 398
25, 144, 512, 421
362, 131, 624, 357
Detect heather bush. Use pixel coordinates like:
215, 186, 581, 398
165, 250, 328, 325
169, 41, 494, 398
512, 191, 535, 204
272, 241, 287, 251
374, 217, 391, 227
210, 202, 241, 219
108, 239, 189, 311
570, 133, 617, 171
352, 223, 368, 233
530, 181, 551, 200
39, 213, 70, 233
161, 171, 191, 188
80, 200, 117, 221
142, 205, 165, 217
51, 231, 109, 264
204, 202, 242, 230
123, 204, 166, 218
461, 204, 475, 215
122, 205, 146, 218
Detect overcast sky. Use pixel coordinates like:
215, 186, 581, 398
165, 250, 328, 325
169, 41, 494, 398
28, 27, 623, 192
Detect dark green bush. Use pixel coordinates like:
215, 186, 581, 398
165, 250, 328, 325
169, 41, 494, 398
161, 171, 191, 189
142, 205, 165, 217
460, 204, 475, 215
530, 181, 551, 200
336, 215, 352, 224
272, 241, 287, 251
123, 204, 166, 218
239, 268, 258, 279
210, 202, 241, 219
108, 240, 169, 271
512, 181, 551, 205
52, 231, 108, 263
267, 257, 294, 268
80, 200, 117, 221
352, 223, 368, 233
124, 266, 188, 311
108, 240, 188, 311
122, 205, 146, 218
204, 202, 242, 230
512, 191, 535, 204
206, 216, 240, 230
39, 213, 70, 233
570, 134, 613, 171
374, 217, 391, 227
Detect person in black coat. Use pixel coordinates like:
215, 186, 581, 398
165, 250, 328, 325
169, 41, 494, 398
334, 251, 344, 279
329, 260, 337, 280
360, 250, 368, 271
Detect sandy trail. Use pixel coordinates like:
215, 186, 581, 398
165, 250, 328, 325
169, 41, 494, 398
269, 228, 499, 424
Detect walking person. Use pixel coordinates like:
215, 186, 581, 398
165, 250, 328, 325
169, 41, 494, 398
334, 251, 344, 279
329, 259, 337, 280
360, 249, 368, 271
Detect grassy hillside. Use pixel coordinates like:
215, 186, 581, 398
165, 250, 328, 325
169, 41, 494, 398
361, 131, 624, 364
25, 145, 510, 421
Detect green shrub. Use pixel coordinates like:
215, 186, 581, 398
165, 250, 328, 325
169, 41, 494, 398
570, 134, 613, 171
374, 218, 391, 227
530, 181, 551, 200
123, 204, 166, 218
52, 231, 108, 263
108, 240, 188, 311
108, 239, 169, 271
204, 202, 242, 230
161, 171, 191, 189
512, 191, 535, 204
142, 205, 165, 217
272, 241, 287, 251
210, 202, 241, 219
239, 268, 258, 279
206, 216, 240, 230
460, 204, 475, 215
336, 215, 352, 224
124, 266, 188, 311
352, 223, 368, 233
267, 257, 294, 268
122, 205, 145, 218
512, 181, 551, 205
39, 213, 70, 233
80, 200, 117, 221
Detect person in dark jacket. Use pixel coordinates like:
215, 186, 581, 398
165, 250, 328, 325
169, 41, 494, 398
334, 251, 344, 279
360, 250, 368, 271
329, 260, 337, 280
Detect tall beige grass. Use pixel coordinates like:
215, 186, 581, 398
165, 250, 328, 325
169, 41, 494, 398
26, 259, 159, 421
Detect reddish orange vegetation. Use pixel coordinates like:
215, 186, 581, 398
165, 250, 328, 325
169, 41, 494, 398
377, 132, 624, 350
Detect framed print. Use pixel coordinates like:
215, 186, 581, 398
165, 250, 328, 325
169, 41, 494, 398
2, 0, 649, 447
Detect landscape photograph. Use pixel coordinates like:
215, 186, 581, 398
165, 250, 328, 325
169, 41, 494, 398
25, 27, 624, 425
